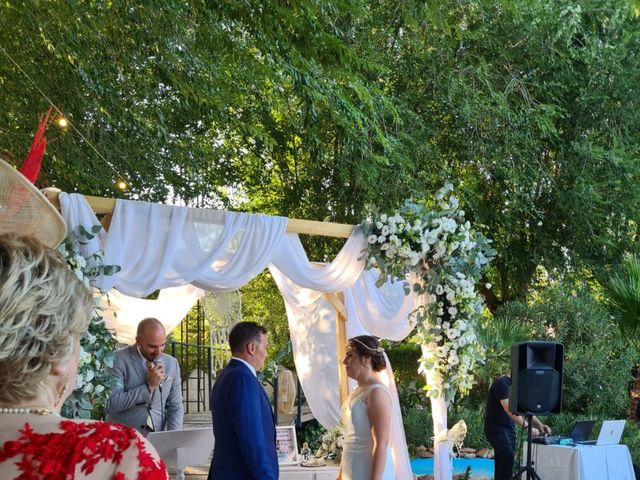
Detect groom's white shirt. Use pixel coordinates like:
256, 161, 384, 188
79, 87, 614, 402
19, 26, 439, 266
231, 356, 257, 377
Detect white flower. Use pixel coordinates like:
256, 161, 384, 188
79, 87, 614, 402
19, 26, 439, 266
380, 214, 388, 222
377, 235, 386, 243
368, 234, 378, 244
376, 221, 383, 229
435, 284, 444, 295
381, 225, 390, 236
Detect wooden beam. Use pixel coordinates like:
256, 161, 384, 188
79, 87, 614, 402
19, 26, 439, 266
323, 292, 349, 406
42, 189, 355, 239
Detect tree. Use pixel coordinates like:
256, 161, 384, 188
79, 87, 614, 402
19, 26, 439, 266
366, 0, 640, 307
603, 255, 640, 419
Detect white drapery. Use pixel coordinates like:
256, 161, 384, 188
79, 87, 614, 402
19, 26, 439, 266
59, 192, 451, 480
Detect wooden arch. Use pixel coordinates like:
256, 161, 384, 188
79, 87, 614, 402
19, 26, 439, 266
43, 188, 354, 404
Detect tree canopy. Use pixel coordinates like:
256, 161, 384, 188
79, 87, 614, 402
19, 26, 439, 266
2, 0, 639, 303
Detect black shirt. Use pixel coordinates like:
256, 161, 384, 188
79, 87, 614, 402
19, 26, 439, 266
484, 375, 515, 432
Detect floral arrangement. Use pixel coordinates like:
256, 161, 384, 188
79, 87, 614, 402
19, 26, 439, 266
58, 225, 121, 419
314, 426, 344, 462
361, 184, 495, 402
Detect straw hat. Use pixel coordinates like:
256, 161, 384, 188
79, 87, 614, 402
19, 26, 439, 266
0, 157, 67, 248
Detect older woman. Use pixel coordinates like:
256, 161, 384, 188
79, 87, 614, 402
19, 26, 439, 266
0, 234, 168, 479
338, 335, 394, 480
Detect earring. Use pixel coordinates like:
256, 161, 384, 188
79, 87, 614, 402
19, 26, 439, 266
55, 379, 69, 407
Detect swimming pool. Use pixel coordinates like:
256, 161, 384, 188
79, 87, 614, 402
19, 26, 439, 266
411, 457, 494, 476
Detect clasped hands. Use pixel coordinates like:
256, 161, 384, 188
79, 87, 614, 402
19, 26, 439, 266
146, 362, 165, 390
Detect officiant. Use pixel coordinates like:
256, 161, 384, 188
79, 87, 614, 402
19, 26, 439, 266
106, 317, 184, 434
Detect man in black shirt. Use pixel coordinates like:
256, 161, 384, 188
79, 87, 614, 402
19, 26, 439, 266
484, 374, 551, 480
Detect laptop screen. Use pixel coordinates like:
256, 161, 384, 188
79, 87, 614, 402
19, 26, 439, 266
569, 420, 595, 442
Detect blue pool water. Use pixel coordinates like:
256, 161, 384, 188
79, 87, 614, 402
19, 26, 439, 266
411, 457, 494, 476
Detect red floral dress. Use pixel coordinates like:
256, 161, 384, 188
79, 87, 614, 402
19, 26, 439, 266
0, 417, 168, 479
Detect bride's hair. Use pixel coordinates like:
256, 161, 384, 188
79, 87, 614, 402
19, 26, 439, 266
348, 336, 386, 372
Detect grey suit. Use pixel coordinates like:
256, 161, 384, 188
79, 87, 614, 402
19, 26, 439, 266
105, 345, 184, 434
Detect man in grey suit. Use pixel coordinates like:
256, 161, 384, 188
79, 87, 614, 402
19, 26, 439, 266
106, 317, 184, 435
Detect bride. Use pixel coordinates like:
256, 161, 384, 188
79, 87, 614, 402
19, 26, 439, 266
338, 335, 394, 480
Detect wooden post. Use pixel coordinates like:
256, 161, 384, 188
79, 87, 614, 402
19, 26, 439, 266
323, 292, 349, 406
41, 188, 355, 238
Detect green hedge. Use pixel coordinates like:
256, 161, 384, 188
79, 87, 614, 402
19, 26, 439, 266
495, 283, 636, 416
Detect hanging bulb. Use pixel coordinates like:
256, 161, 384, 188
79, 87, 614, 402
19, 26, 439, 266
54, 115, 68, 129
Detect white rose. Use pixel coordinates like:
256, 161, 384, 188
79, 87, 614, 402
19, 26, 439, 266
368, 234, 378, 244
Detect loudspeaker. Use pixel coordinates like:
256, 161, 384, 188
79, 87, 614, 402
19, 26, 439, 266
509, 341, 563, 415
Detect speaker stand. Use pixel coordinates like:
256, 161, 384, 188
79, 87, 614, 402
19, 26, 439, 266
509, 416, 542, 480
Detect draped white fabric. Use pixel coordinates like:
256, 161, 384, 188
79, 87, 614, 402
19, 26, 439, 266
268, 233, 415, 480
102, 198, 288, 296
59, 193, 455, 480
99, 286, 204, 345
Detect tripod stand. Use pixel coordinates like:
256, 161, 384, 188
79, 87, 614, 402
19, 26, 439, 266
509, 416, 542, 480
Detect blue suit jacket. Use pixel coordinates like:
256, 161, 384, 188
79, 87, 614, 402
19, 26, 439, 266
208, 359, 278, 480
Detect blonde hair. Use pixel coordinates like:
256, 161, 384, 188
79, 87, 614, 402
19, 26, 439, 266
0, 234, 93, 404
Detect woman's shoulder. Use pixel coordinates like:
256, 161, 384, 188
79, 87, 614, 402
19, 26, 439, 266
367, 383, 390, 394
365, 384, 392, 403
0, 418, 167, 479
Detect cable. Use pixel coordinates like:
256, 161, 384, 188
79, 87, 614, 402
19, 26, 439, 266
0, 44, 128, 185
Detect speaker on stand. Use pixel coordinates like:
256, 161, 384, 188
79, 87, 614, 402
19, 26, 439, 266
508, 341, 564, 480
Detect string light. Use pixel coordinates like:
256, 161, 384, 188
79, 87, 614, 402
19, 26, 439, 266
54, 115, 68, 129
116, 180, 128, 190
0, 44, 130, 189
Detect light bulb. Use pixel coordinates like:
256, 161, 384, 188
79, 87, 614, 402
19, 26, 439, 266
55, 115, 68, 129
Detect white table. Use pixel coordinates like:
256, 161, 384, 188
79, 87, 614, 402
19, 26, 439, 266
522, 442, 635, 480
279, 463, 340, 480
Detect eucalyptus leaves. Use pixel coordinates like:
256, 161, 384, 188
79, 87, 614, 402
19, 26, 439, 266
59, 225, 121, 419
361, 184, 496, 402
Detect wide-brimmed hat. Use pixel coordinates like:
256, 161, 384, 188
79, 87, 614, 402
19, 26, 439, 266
0, 157, 67, 248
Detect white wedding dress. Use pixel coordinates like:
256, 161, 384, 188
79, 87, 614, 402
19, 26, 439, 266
341, 384, 395, 480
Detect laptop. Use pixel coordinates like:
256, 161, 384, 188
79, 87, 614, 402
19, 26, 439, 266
533, 420, 596, 445
595, 420, 626, 446
569, 420, 595, 443
576, 419, 626, 446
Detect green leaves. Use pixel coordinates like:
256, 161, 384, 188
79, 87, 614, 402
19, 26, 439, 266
604, 255, 640, 353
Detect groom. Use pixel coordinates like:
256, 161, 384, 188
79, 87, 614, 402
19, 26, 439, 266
208, 321, 278, 480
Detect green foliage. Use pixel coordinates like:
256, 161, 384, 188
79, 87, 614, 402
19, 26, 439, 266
496, 282, 635, 416
603, 254, 640, 352
403, 406, 434, 449
58, 226, 121, 419
384, 341, 426, 414
2, 0, 640, 305
297, 419, 327, 453
467, 314, 532, 406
